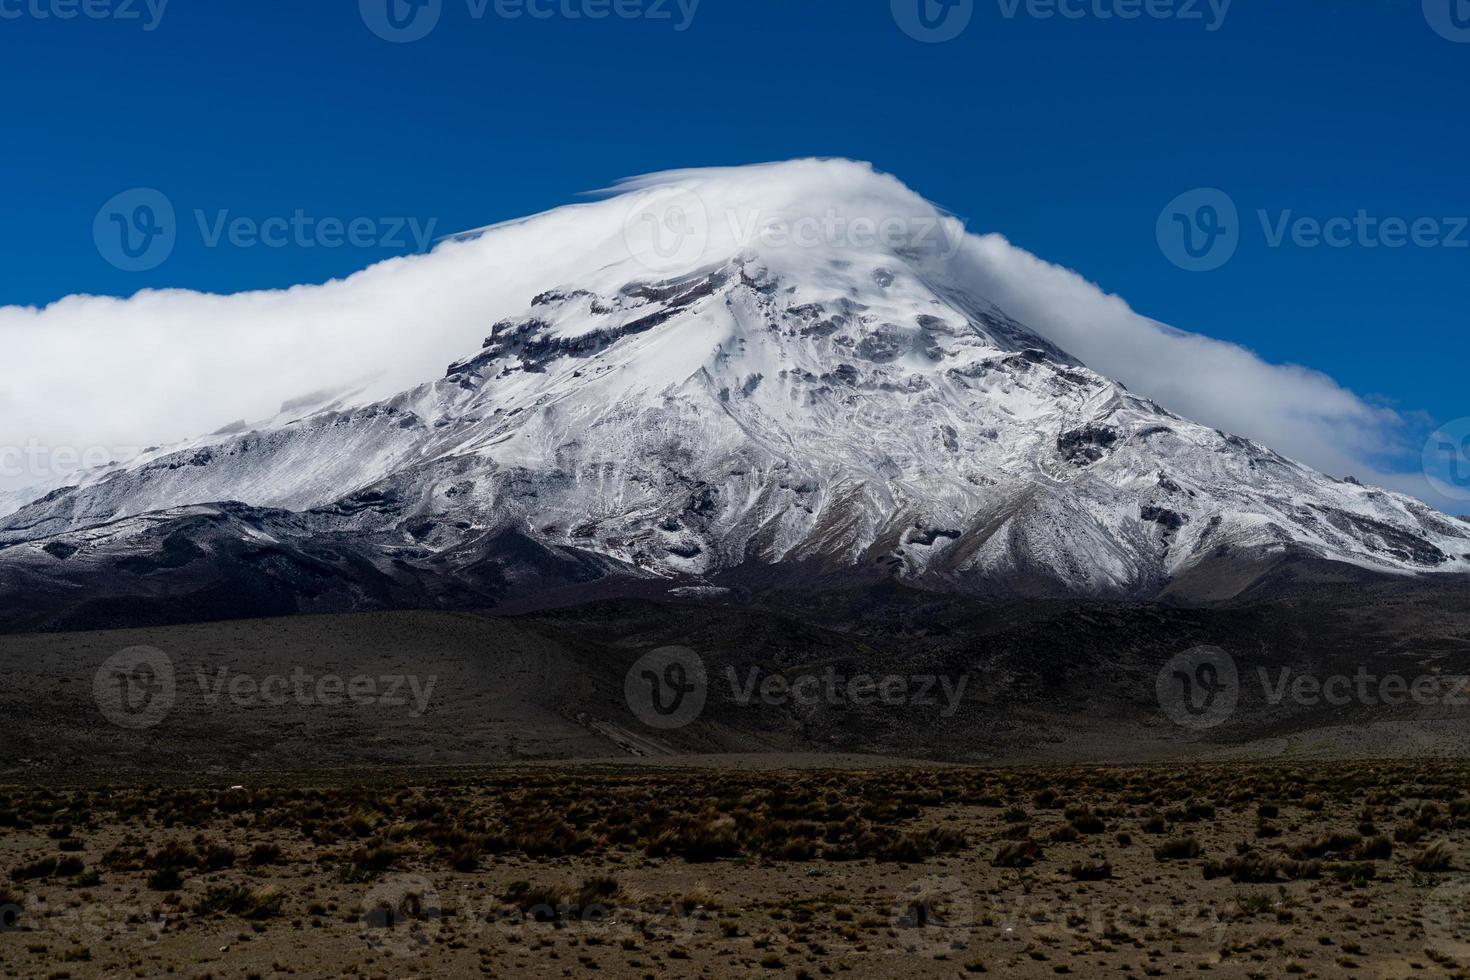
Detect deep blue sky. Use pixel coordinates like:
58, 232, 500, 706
1, 0, 1465, 435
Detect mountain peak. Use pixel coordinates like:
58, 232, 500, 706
2, 162, 1466, 626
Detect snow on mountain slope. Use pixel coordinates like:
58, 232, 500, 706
2, 161, 1467, 605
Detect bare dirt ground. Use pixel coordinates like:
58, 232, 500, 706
5, 762, 1470, 979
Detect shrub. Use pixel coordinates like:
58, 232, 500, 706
194, 884, 283, 919
10, 858, 57, 882
1203, 853, 1321, 883
344, 844, 400, 881
992, 841, 1043, 868
196, 844, 236, 872
143, 842, 198, 872
779, 838, 816, 861
1287, 832, 1361, 861
1234, 892, 1274, 916
1069, 812, 1106, 835
147, 867, 182, 891
1352, 835, 1392, 861
1069, 860, 1112, 881
1332, 862, 1376, 885
446, 844, 479, 872
1153, 837, 1202, 862
1413, 842, 1455, 872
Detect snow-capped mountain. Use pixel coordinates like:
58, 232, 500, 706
2, 162, 1465, 625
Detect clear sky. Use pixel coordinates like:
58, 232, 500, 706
1, 0, 1466, 496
